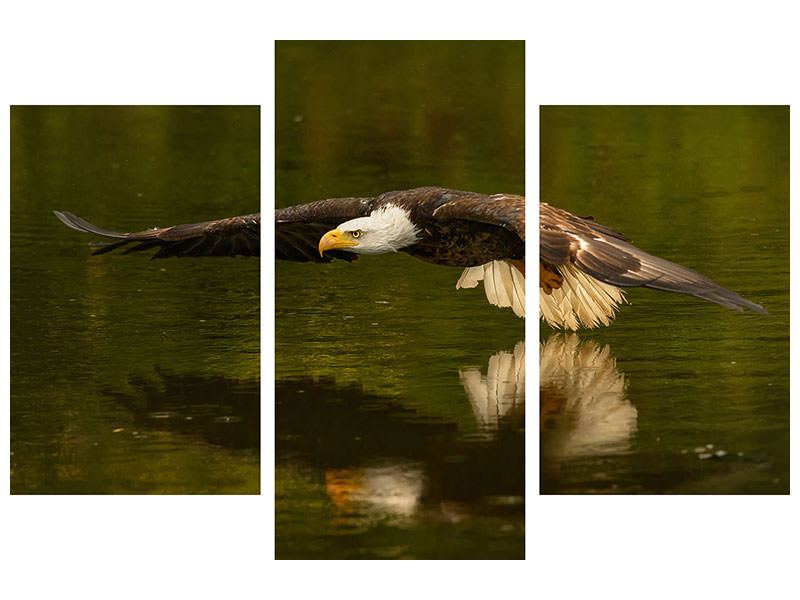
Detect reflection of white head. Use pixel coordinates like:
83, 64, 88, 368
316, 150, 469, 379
326, 462, 425, 525
318, 204, 421, 256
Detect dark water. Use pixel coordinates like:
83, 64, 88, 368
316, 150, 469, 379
540, 106, 789, 494
11, 106, 260, 494
275, 41, 525, 558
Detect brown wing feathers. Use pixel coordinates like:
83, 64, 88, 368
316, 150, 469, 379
540, 203, 767, 315
431, 192, 525, 242
54, 211, 259, 258
575, 236, 766, 313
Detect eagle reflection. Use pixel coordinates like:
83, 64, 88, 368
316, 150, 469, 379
325, 461, 426, 529
459, 341, 525, 431
102, 368, 260, 450
276, 345, 526, 530
540, 334, 637, 460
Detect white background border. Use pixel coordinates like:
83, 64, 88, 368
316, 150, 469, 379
3, 1, 796, 598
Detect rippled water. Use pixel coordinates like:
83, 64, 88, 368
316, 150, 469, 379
540, 106, 789, 494
11, 106, 260, 494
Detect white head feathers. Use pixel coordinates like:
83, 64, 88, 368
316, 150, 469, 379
337, 204, 421, 254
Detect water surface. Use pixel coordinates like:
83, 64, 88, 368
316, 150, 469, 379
11, 106, 260, 494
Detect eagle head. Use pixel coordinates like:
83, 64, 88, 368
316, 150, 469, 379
318, 204, 420, 257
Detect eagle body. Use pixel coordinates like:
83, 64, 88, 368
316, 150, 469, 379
54, 211, 260, 258
407, 213, 524, 267
276, 187, 525, 265
275, 187, 526, 317
539, 202, 767, 329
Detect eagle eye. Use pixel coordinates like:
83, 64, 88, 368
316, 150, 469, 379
351, 230, 363, 239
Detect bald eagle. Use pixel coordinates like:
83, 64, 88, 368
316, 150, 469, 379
53, 211, 260, 258
539, 203, 767, 330
275, 187, 525, 317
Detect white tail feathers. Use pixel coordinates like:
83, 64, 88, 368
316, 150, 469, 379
456, 260, 525, 318
539, 263, 627, 330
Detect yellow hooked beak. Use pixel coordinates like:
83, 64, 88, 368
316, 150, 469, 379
318, 229, 359, 256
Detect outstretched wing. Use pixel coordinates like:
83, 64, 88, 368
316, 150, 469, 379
54, 211, 260, 258
431, 192, 525, 242
539, 203, 766, 314
275, 196, 374, 262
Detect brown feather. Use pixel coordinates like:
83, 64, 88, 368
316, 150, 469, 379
54, 211, 260, 258
539, 202, 766, 316
275, 187, 525, 267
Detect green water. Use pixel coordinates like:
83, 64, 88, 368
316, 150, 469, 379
540, 106, 789, 494
275, 41, 525, 558
11, 106, 260, 494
